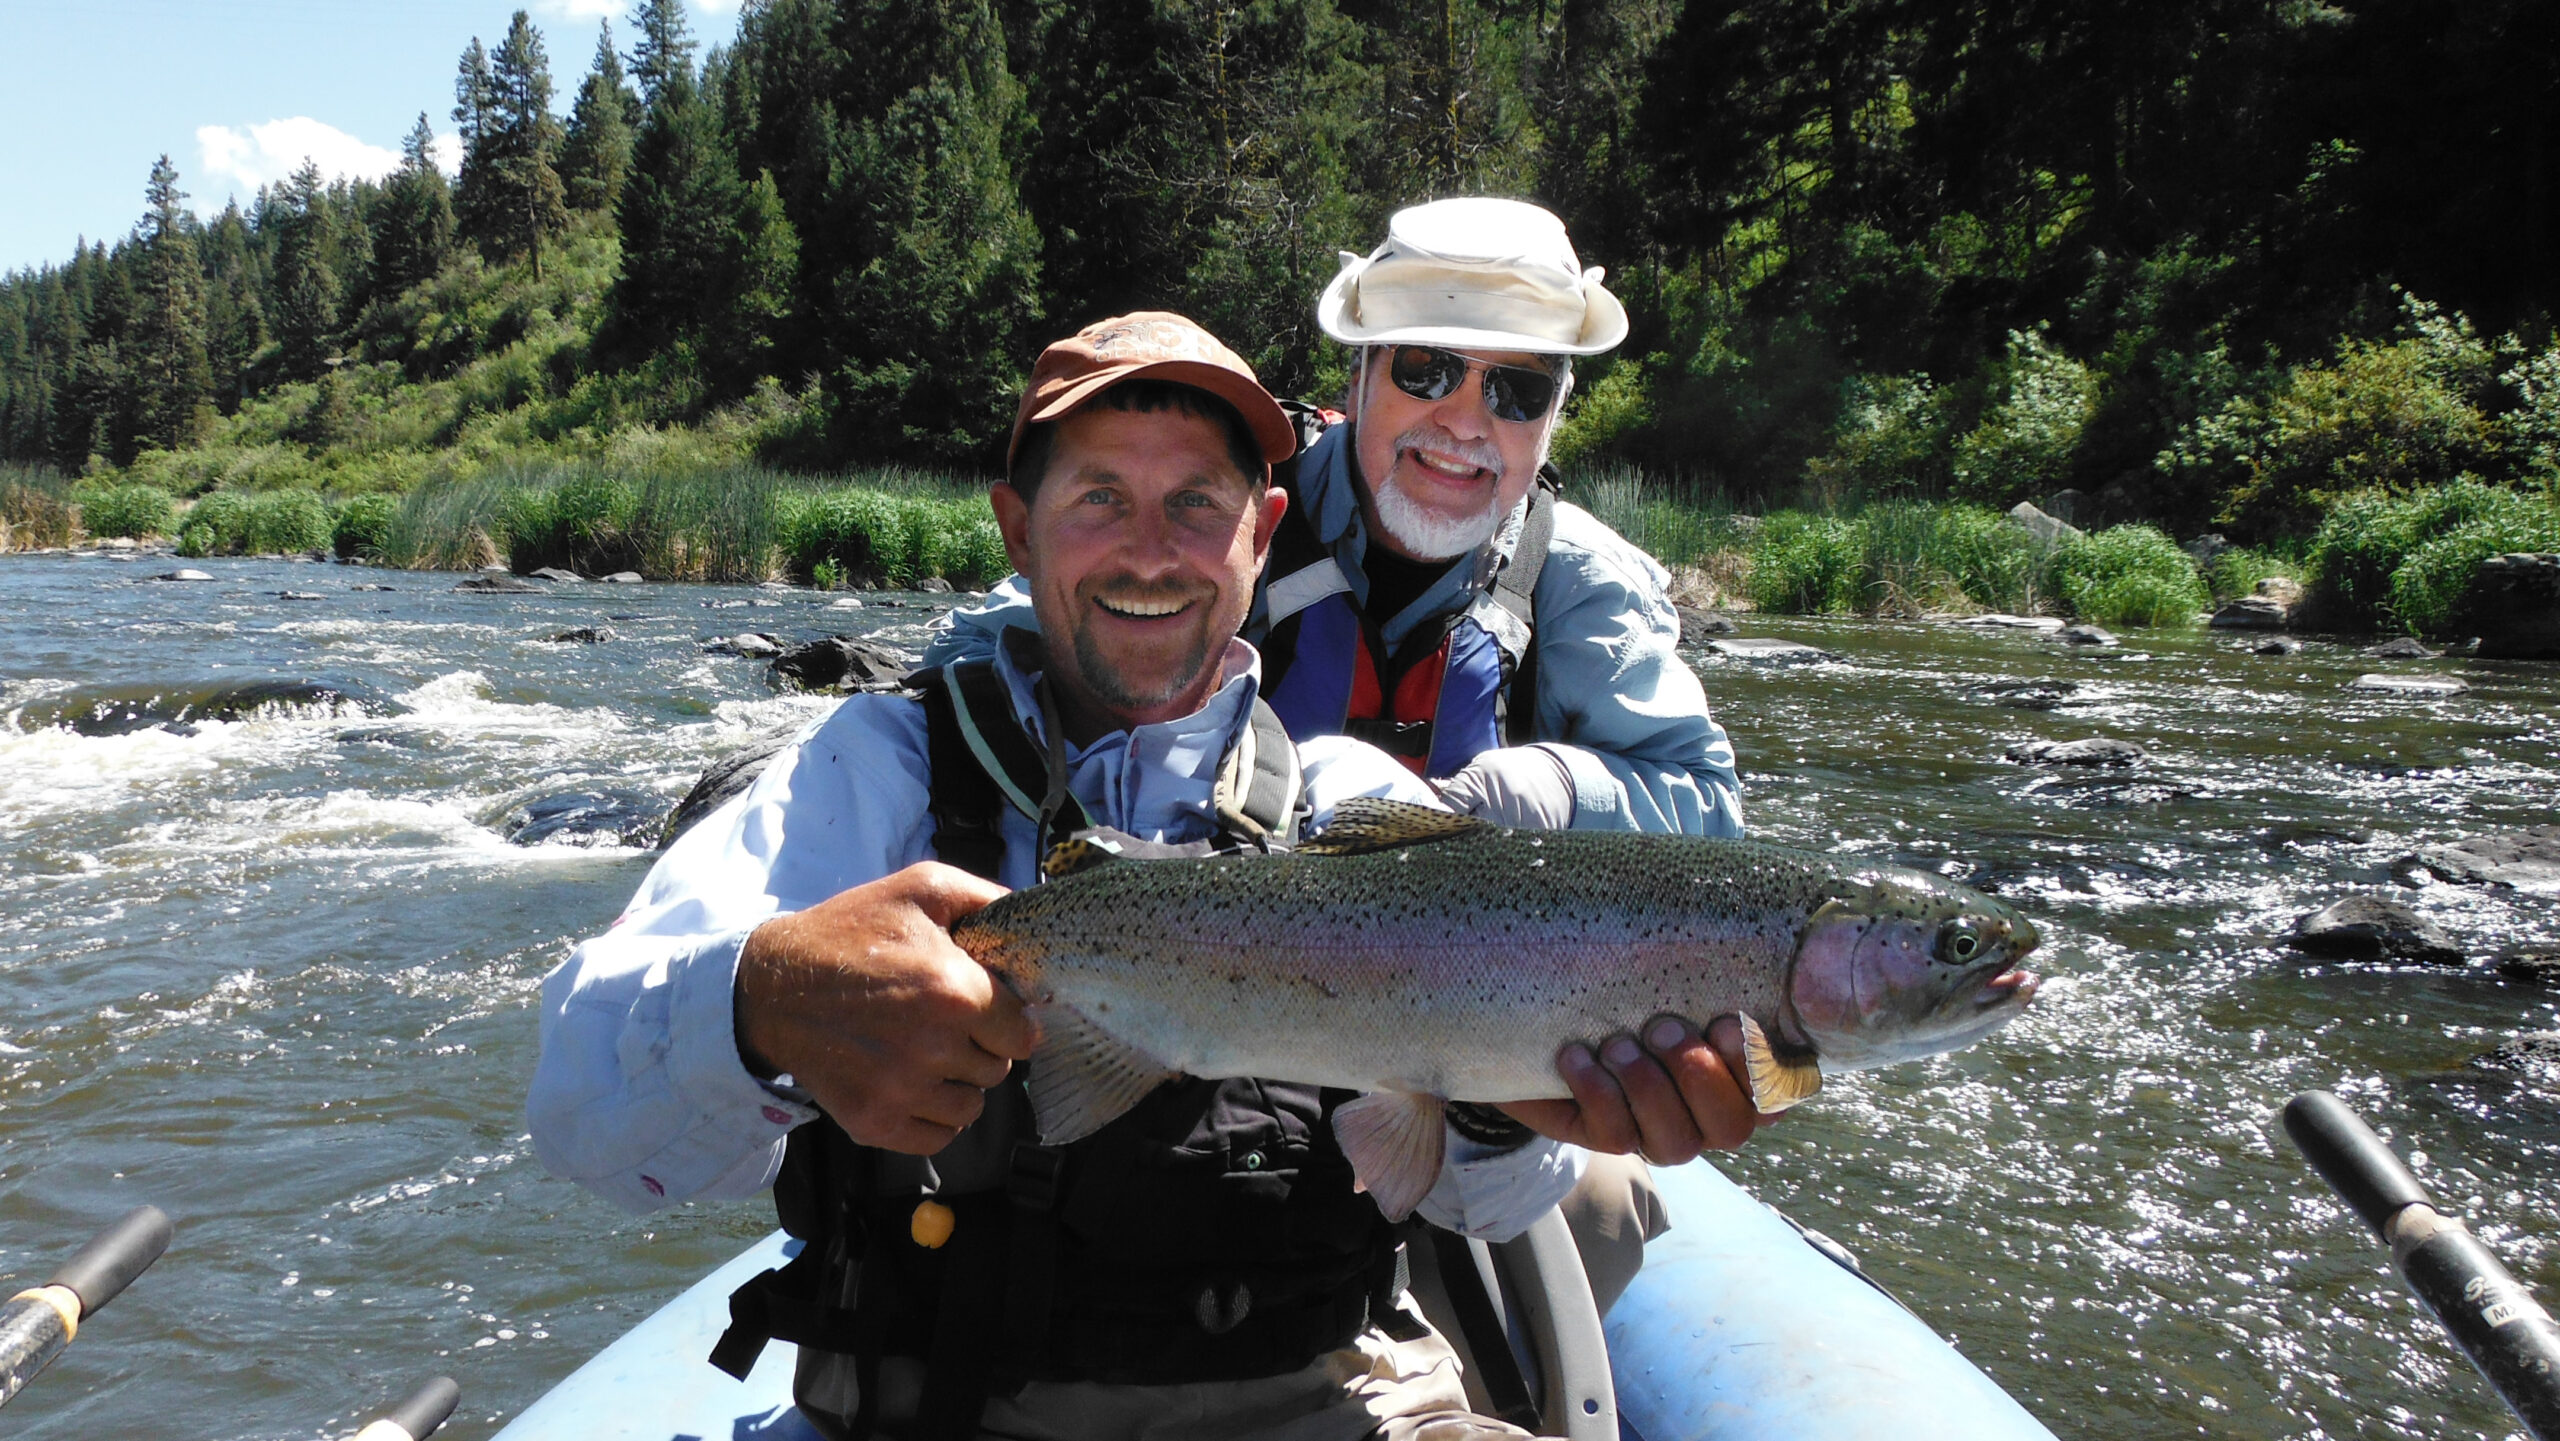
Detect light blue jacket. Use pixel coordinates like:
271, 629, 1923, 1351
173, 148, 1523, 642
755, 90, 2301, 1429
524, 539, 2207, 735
526, 637, 1585, 1238
925, 426, 1746, 837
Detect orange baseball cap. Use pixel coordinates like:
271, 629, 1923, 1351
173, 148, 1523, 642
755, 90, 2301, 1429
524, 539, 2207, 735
1006, 311, 1299, 473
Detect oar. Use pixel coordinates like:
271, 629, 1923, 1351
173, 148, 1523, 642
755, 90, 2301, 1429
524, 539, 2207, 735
2283, 1090, 2560, 1440
349, 1376, 461, 1440
0, 1204, 173, 1410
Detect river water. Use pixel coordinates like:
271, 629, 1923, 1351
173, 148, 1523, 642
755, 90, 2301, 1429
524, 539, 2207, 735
0, 550, 2553, 1439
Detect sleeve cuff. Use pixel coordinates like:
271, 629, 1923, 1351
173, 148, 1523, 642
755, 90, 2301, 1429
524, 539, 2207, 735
1547, 743, 1631, 830
668, 929, 820, 1135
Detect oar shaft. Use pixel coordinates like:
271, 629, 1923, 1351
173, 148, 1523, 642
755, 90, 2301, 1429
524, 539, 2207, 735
350, 1375, 460, 1441
2284, 1092, 2560, 1440
0, 1205, 171, 1412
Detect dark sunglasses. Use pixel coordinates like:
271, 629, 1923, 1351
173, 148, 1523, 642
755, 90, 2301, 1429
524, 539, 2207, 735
1386, 346, 1562, 424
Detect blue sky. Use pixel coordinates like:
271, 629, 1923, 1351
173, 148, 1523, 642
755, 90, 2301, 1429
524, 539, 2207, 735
0, 0, 743, 274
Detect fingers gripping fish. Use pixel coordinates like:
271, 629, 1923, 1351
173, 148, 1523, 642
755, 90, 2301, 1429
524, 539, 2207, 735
950, 799, 2043, 1222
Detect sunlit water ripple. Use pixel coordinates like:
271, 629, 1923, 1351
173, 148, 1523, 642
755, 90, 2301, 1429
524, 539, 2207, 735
0, 553, 2553, 1438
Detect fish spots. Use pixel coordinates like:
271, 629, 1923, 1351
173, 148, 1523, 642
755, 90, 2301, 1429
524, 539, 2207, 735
1299, 973, 1340, 1000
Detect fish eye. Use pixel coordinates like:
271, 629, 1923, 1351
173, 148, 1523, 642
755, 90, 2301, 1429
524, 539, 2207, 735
1937, 921, 1984, 965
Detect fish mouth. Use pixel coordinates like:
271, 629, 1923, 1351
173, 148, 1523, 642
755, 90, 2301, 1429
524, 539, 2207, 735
1974, 967, 2041, 1010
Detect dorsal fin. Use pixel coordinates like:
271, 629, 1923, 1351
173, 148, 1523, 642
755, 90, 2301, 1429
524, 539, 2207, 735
1298, 798, 1490, 856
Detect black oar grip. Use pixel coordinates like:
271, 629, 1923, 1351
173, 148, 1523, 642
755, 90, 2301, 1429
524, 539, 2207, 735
44, 1206, 172, 1318
2281, 1091, 2429, 1238
380, 1375, 461, 1439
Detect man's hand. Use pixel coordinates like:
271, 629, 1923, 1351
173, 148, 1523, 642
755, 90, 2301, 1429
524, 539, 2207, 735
1496, 1015, 1775, 1164
734, 862, 1034, 1156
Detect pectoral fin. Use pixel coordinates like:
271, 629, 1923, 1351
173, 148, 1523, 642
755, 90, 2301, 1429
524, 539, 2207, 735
1299, 799, 1489, 856
1023, 1003, 1177, 1144
1331, 1091, 1448, 1223
1738, 1014, 1824, 1113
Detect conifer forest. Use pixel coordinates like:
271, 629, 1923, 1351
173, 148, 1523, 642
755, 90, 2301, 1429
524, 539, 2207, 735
3, 0, 2557, 599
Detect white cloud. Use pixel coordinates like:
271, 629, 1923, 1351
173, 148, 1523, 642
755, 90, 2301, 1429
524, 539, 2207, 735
196, 117, 417, 200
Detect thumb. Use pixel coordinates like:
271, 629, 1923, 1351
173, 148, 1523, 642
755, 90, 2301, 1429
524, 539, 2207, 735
894, 860, 1011, 925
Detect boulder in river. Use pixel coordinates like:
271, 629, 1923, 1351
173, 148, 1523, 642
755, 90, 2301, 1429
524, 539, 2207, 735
499, 789, 669, 848
827, 596, 866, 610
1974, 679, 2082, 711
154, 568, 214, 582
542, 626, 614, 645
770, 636, 916, 694
661, 736, 795, 847
2361, 636, 2438, 659
2057, 624, 2118, 646
2289, 896, 2462, 965
1706, 636, 1835, 663
2465, 551, 2560, 659
2210, 594, 2291, 630
2006, 737, 2143, 767
2392, 826, 2560, 892
2248, 638, 2302, 656
350, 583, 396, 592
1955, 613, 2066, 632
705, 631, 784, 658
1676, 605, 1739, 642
276, 590, 325, 601
916, 577, 955, 594
2346, 673, 2467, 697
2006, 502, 2082, 549
2498, 953, 2560, 987
455, 574, 544, 594
528, 567, 584, 583
599, 571, 644, 584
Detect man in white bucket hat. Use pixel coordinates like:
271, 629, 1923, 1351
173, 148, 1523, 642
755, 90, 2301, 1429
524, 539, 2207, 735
928, 200, 1758, 1317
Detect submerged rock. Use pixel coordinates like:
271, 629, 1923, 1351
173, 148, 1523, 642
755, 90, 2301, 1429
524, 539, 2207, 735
2347, 673, 2467, 697
276, 590, 325, 601
455, 574, 543, 594
2057, 624, 2118, 646
528, 567, 584, 583
19, 678, 395, 736
599, 571, 644, 583
350, 583, 396, 592
2006, 737, 2144, 767
1706, 637, 1835, 663
827, 596, 866, 610
770, 636, 915, 694
2290, 896, 2462, 965
2248, 638, 2302, 656
2469, 552, 2560, 659
1973, 679, 2083, 711
2361, 636, 2438, 659
1675, 606, 1739, 643
2393, 827, 2560, 892
1956, 613, 2066, 632
2472, 1031, 2560, 1084
662, 737, 796, 847
499, 789, 669, 848
2498, 953, 2560, 987
542, 626, 615, 645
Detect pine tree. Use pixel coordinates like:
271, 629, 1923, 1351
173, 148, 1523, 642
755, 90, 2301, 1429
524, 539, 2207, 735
563, 23, 640, 212
373, 113, 457, 296
272, 162, 341, 382
452, 37, 501, 245
627, 0, 698, 108
474, 12, 571, 277
810, 0, 1043, 463
128, 155, 213, 452
201, 202, 265, 414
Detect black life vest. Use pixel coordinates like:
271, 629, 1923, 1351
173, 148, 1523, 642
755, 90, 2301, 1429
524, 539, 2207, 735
707, 647, 1410, 1440
1255, 418, 1557, 780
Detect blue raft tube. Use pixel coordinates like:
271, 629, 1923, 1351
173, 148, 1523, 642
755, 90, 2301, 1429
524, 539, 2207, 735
494, 1158, 2057, 1440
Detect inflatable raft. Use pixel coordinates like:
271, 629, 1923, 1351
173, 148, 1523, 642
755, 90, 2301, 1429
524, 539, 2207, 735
493, 1159, 2056, 1440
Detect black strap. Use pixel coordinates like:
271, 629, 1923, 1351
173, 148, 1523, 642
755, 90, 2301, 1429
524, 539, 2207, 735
1429, 1227, 1542, 1432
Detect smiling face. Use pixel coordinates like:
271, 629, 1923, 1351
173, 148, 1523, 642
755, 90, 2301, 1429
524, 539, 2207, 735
991, 400, 1286, 744
1351, 345, 1566, 561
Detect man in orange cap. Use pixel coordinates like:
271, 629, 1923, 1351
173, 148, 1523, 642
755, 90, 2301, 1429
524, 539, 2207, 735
535, 312, 1717, 1438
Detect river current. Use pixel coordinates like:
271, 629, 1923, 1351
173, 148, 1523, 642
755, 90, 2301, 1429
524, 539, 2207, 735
0, 550, 2554, 1439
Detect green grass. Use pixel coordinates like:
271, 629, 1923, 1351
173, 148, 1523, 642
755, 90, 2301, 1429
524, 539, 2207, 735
1, 464, 76, 550
176, 489, 334, 557
2043, 524, 2211, 627
74, 484, 179, 539
2302, 478, 2560, 634
2204, 545, 2300, 602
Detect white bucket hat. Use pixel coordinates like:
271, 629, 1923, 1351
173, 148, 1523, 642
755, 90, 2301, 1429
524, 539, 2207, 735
1317, 197, 1628, 357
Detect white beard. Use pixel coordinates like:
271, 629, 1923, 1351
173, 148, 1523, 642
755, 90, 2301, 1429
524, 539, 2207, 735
1368, 423, 1510, 560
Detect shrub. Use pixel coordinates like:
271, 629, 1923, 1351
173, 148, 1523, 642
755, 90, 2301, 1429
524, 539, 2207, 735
1807, 373, 1950, 504
2045, 524, 2208, 627
2204, 546, 2299, 603
1861, 501, 2039, 615
76, 485, 177, 539
2301, 478, 2559, 633
1, 466, 76, 550
1748, 513, 1866, 614
1950, 328, 2098, 507
333, 492, 399, 559
781, 487, 1006, 589
177, 489, 338, 557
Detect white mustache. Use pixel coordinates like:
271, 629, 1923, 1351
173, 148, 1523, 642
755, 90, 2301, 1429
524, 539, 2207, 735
1393, 424, 1503, 478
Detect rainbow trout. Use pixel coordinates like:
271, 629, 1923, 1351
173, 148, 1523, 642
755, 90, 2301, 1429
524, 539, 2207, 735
952, 798, 2042, 1219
